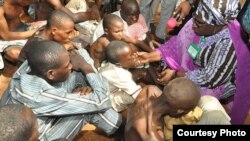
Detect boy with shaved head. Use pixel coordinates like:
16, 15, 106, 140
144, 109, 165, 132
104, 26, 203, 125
92, 0, 152, 53
19, 10, 76, 62
19, 10, 94, 69
125, 78, 230, 141
90, 14, 125, 68
5, 40, 121, 140
0, 104, 38, 141
99, 40, 146, 112
90, 13, 152, 69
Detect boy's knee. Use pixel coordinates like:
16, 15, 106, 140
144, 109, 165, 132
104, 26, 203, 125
104, 115, 123, 136
4, 47, 21, 63
92, 109, 122, 136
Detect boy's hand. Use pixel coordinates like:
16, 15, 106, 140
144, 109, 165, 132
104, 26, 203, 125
85, 0, 96, 7
27, 20, 47, 30
70, 29, 79, 39
69, 50, 94, 74
122, 35, 137, 44
73, 86, 92, 95
157, 69, 176, 84
88, 5, 101, 21
63, 42, 75, 50
136, 52, 149, 64
147, 85, 162, 98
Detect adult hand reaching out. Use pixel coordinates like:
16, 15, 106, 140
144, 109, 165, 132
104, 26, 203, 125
175, 1, 192, 22
88, 5, 101, 21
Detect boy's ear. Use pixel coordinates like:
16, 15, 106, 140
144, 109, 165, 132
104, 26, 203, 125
176, 109, 185, 115
115, 62, 122, 67
104, 28, 109, 35
46, 70, 55, 80
51, 27, 57, 35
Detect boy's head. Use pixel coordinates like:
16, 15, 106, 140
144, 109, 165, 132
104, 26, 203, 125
47, 10, 75, 44
120, 0, 140, 25
27, 40, 72, 83
0, 104, 38, 141
162, 78, 201, 117
103, 14, 124, 40
105, 40, 133, 69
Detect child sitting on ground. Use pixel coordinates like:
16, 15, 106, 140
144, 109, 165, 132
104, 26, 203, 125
89, 13, 153, 69
99, 40, 151, 112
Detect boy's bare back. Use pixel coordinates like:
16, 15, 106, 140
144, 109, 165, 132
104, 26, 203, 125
89, 36, 110, 68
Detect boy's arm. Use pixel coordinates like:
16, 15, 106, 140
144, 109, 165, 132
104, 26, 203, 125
89, 39, 108, 68
30, 73, 111, 116
10, 61, 111, 116
100, 67, 141, 99
0, 7, 37, 40
135, 40, 154, 52
125, 86, 163, 141
136, 51, 162, 64
122, 35, 153, 52
46, 0, 100, 23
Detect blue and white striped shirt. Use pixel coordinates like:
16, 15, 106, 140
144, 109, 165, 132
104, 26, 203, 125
8, 61, 120, 140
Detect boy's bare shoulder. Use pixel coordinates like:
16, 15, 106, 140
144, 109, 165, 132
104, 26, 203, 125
97, 36, 110, 42
93, 36, 110, 47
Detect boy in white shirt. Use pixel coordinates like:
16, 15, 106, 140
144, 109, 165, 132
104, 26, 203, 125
99, 40, 142, 112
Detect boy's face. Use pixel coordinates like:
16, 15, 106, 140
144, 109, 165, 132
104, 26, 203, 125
52, 20, 75, 44
49, 51, 72, 83
123, 12, 139, 26
119, 46, 134, 69
105, 21, 124, 40
120, 4, 140, 26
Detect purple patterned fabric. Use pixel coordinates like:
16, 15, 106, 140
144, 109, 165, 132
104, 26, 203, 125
228, 20, 250, 124
157, 19, 250, 124
157, 20, 199, 71
157, 19, 224, 99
